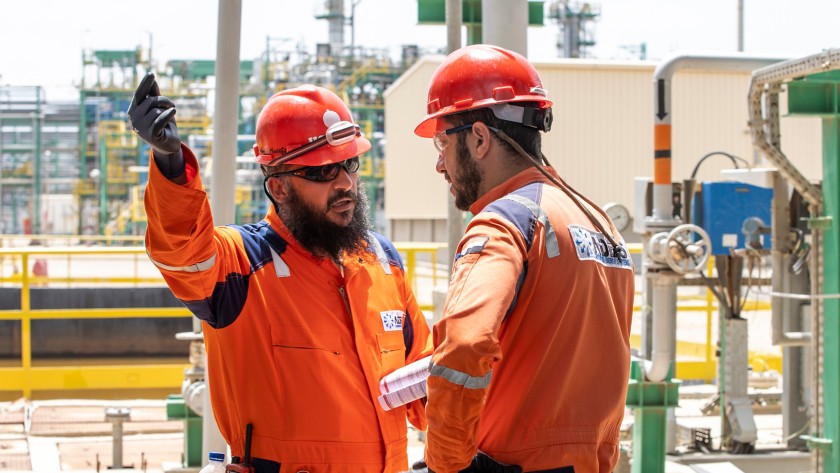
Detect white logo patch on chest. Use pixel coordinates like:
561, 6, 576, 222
380, 310, 405, 331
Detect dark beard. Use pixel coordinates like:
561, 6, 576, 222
453, 133, 483, 211
278, 181, 372, 261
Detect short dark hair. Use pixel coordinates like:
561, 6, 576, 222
444, 103, 544, 161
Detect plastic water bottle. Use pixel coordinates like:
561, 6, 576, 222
199, 452, 226, 473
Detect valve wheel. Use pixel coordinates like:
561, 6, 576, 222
664, 224, 712, 274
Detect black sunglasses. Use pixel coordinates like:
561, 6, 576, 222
267, 157, 361, 182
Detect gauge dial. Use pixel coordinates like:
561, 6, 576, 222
603, 202, 631, 233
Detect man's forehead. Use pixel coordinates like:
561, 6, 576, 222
434, 117, 454, 133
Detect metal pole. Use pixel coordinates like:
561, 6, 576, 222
445, 0, 463, 271
204, 0, 243, 461
737, 0, 744, 52
482, 0, 527, 55
350, 0, 361, 70
105, 407, 131, 469
33, 87, 42, 234
211, 0, 241, 225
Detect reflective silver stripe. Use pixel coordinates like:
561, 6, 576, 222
500, 194, 560, 258
367, 232, 392, 275
489, 103, 525, 124
429, 362, 492, 390
270, 247, 291, 278
147, 251, 217, 273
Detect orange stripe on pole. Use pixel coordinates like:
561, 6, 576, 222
654, 124, 672, 185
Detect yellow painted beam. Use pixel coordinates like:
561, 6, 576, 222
0, 308, 191, 321
0, 364, 189, 392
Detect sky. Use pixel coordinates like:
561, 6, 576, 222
2, 0, 840, 100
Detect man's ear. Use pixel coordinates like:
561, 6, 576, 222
470, 121, 493, 160
266, 176, 289, 203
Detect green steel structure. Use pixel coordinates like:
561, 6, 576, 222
625, 360, 679, 473
787, 69, 840, 472
0, 86, 42, 234
417, 0, 545, 45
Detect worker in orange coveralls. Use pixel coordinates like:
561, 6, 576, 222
128, 73, 432, 473
413, 45, 635, 473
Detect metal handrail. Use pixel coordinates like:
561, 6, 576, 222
0, 241, 778, 397
0, 243, 447, 398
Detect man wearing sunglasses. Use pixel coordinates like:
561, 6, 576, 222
413, 45, 634, 473
129, 74, 432, 473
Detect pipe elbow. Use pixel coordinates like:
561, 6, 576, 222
644, 352, 672, 383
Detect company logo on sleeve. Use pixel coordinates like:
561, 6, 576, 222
380, 310, 405, 331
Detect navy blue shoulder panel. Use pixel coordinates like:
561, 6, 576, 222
232, 220, 289, 272
180, 221, 288, 330
402, 314, 415, 358
482, 182, 544, 250
371, 232, 405, 271
183, 273, 249, 329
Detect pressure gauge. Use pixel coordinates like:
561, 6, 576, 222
603, 202, 631, 233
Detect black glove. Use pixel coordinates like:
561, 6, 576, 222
127, 72, 185, 179
461, 453, 522, 473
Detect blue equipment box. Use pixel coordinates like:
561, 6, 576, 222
695, 182, 773, 255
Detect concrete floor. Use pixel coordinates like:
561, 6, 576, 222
0, 395, 815, 473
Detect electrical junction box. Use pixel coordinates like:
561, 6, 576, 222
694, 181, 773, 255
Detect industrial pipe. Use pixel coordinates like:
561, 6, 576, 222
652, 53, 785, 223
445, 0, 463, 271
645, 53, 786, 382
482, 0, 527, 56
644, 276, 678, 382
105, 407, 130, 469
203, 0, 243, 462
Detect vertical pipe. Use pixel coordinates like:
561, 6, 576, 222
99, 136, 107, 234
211, 0, 242, 225
105, 408, 130, 469
705, 257, 714, 364
645, 275, 677, 382
328, 0, 345, 57
33, 87, 42, 234
112, 419, 123, 468
737, 0, 744, 52
204, 0, 243, 462
445, 0, 463, 272
652, 54, 784, 223
482, 0, 527, 55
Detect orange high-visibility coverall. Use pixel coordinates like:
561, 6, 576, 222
144, 147, 433, 473
425, 168, 634, 473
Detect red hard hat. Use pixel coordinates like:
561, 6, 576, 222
254, 85, 371, 166
414, 44, 553, 138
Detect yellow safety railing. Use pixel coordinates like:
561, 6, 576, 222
0, 240, 779, 397
0, 242, 447, 398
0, 246, 191, 399
396, 242, 448, 313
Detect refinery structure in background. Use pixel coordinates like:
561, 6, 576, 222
8, 2, 840, 473
0, 0, 596, 239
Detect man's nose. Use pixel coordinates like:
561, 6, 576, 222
435, 154, 446, 174
333, 166, 354, 189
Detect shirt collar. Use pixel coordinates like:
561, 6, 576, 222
469, 167, 556, 214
